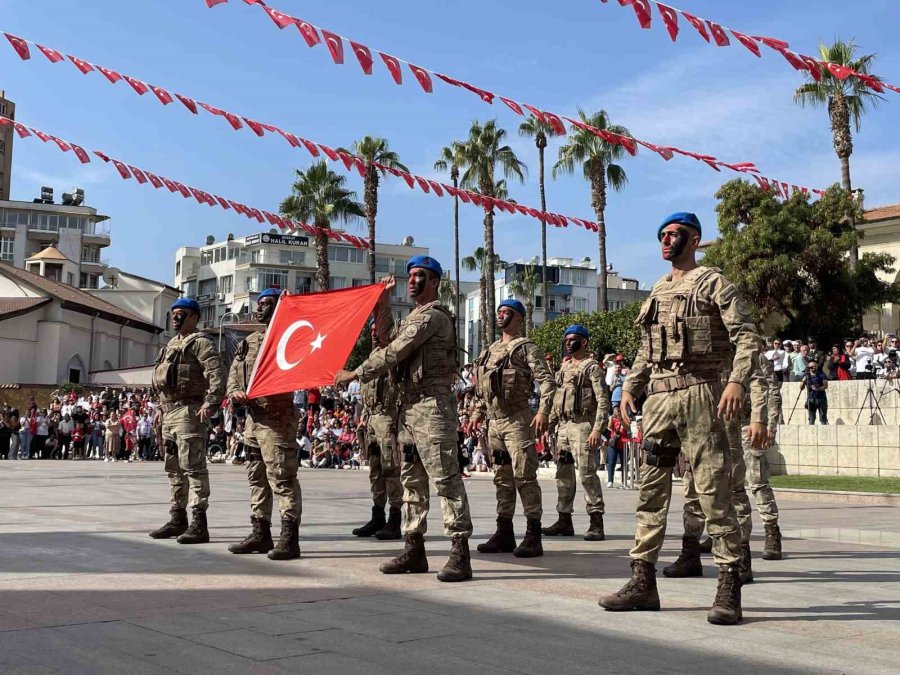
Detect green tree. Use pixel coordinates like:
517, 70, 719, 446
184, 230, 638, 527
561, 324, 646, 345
280, 162, 365, 292
434, 142, 465, 320
794, 39, 883, 270
337, 136, 408, 283
530, 303, 642, 366
508, 263, 541, 336
703, 179, 900, 345
455, 120, 527, 348
553, 109, 634, 314
438, 278, 457, 314
519, 117, 563, 317
462, 246, 505, 347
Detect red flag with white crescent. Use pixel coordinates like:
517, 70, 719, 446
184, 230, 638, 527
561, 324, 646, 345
350, 41, 373, 74
247, 285, 384, 398
321, 30, 345, 64
4, 33, 30, 60
656, 3, 679, 41
706, 21, 730, 47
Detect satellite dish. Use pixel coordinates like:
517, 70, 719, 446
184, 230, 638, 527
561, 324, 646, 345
103, 267, 120, 288
402, 236, 415, 246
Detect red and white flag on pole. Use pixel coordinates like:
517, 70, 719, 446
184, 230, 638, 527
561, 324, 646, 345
246, 284, 385, 398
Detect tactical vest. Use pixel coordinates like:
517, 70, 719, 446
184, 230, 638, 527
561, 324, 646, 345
233, 332, 294, 411
361, 369, 398, 414
394, 303, 459, 392
636, 267, 732, 366
474, 337, 533, 409
152, 332, 213, 402
557, 358, 600, 419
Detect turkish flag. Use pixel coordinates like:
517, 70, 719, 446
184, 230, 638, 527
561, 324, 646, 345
97, 66, 123, 84
247, 285, 384, 398
499, 97, 524, 115
295, 20, 321, 47
68, 55, 94, 74
630, 0, 652, 28
124, 76, 150, 95
706, 21, 730, 47
731, 31, 760, 57
656, 3, 679, 41
321, 30, 344, 64
150, 84, 174, 104
350, 41, 373, 74
682, 12, 709, 42
380, 52, 403, 84
4, 33, 30, 60
824, 61, 853, 80
36, 44, 64, 63
408, 64, 433, 92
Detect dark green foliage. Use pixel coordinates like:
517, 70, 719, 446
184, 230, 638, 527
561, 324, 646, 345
530, 302, 642, 366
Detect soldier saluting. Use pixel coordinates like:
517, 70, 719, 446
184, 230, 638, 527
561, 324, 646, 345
599, 212, 762, 626
471, 299, 556, 558
149, 297, 225, 544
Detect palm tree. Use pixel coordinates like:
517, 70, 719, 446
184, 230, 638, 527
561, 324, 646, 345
554, 109, 633, 313
794, 39, 883, 270
279, 161, 364, 292
462, 246, 505, 348
437, 278, 457, 313
455, 120, 527, 347
518, 118, 562, 321
434, 142, 464, 320
337, 136, 408, 283
508, 264, 541, 336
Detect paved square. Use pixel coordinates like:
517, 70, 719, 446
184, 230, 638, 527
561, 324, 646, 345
0, 462, 897, 673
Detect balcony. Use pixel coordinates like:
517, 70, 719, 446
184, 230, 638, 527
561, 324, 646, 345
80, 255, 109, 268
82, 220, 111, 243
236, 251, 307, 268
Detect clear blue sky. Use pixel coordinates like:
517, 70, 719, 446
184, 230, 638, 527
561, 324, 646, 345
2, 0, 898, 287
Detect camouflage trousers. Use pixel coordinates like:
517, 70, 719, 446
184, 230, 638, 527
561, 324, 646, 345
745, 447, 779, 525
366, 413, 402, 509
487, 406, 542, 520
554, 418, 604, 516
161, 403, 209, 511
399, 392, 472, 537
682, 418, 753, 543
630, 382, 741, 567
243, 409, 301, 522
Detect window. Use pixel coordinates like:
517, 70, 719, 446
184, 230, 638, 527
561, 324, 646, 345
257, 268, 288, 291
535, 295, 543, 309
0, 235, 13, 261
214, 247, 226, 263
295, 275, 313, 294
575, 297, 587, 311
175, 260, 181, 276
219, 275, 233, 294
330, 277, 346, 289
352, 278, 368, 287
35, 214, 60, 231
67, 272, 74, 286
0, 139, 5, 153
181, 281, 197, 297
227, 245, 241, 260
81, 245, 100, 263
201, 305, 216, 327
198, 278, 217, 296
1, 210, 29, 227
79, 273, 99, 289
328, 247, 364, 263
571, 269, 588, 286
0, 102, 5, 115
279, 249, 306, 265
200, 250, 213, 266
375, 257, 389, 273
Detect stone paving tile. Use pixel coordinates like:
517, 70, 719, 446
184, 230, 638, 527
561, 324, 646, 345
203, 608, 337, 636
127, 612, 237, 636
186, 628, 323, 661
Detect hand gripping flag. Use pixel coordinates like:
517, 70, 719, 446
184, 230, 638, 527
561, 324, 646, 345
246, 284, 384, 398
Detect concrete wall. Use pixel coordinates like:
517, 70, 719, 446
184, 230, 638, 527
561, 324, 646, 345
768, 425, 900, 478
778, 381, 900, 426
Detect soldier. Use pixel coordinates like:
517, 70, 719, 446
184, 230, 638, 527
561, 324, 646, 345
335, 256, 473, 582
664, 349, 772, 584
226, 288, 302, 560
598, 212, 762, 626
352, 322, 403, 541
471, 299, 556, 557
149, 297, 225, 544
543, 325, 611, 541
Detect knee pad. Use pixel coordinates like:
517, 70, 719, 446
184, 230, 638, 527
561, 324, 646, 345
492, 449, 512, 466
246, 446, 263, 462
164, 440, 178, 456
558, 451, 575, 465
402, 444, 419, 463
642, 438, 679, 468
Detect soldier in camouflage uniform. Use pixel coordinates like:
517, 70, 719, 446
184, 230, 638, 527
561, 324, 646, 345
598, 212, 762, 626
544, 324, 611, 541
335, 256, 473, 582
226, 288, 302, 560
352, 323, 403, 541
472, 299, 556, 558
665, 349, 772, 584
149, 297, 226, 544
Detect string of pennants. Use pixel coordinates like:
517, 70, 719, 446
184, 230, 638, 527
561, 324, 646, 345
0, 114, 373, 248
195, 0, 823, 191
1, 31, 607, 233
600, 0, 899, 95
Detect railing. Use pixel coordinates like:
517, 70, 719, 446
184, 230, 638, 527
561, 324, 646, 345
237, 251, 306, 266
81, 254, 109, 266
84, 220, 111, 237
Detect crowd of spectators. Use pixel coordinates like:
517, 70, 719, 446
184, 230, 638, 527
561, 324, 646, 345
765, 335, 900, 382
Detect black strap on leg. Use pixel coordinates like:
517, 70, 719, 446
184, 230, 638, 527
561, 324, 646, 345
402, 444, 419, 463
558, 451, 575, 465
368, 441, 381, 457
246, 446, 263, 462
164, 440, 178, 456
491, 449, 512, 466
642, 438, 679, 468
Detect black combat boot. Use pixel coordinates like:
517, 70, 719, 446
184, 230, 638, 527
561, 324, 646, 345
380, 533, 429, 574
437, 535, 473, 582
707, 565, 743, 625
477, 517, 516, 553
762, 523, 783, 560
268, 516, 301, 560
352, 506, 386, 537
176, 507, 209, 544
513, 518, 543, 558
598, 559, 661, 611
148, 508, 188, 539
663, 536, 703, 578
698, 536, 714, 554
583, 512, 605, 541
374, 506, 402, 540
541, 512, 575, 537
738, 543, 754, 584
228, 516, 274, 554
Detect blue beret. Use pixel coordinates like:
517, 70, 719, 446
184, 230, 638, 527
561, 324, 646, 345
406, 255, 442, 277
171, 298, 200, 314
658, 212, 702, 240
257, 288, 281, 300
564, 324, 590, 339
498, 299, 526, 317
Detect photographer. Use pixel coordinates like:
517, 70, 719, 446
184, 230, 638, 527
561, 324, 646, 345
804, 360, 829, 425
880, 357, 898, 381
887, 335, 900, 363
852, 337, 876, 380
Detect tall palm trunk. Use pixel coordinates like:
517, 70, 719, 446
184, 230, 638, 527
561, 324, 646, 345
591, 163, 609, 313
537, 134, 549, 326
478, 272, 487, 349
525, 301, 534, 337
452, 167, 460, 324
829, 94, 858, 270
364, 167, 378, 283
315, 221, 330, 292
483, 208, 497, 349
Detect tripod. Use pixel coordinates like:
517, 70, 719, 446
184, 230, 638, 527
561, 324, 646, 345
786, 378, 807, 424
874, 376, 900, 421
855, 376, 886, 425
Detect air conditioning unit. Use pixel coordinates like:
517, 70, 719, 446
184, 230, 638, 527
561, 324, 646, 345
216, 293, 226, 301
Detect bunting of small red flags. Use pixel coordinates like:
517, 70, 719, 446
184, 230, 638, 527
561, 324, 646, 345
196, 1, 824, 177
0, 31, 601, 235
751, 174, 823, 200
0, 114, 371, 249
597, 2, 899, 95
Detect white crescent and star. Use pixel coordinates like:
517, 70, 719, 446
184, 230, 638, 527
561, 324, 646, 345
275, 320, 328, 371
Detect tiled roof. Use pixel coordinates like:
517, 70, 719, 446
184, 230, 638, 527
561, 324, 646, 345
0, 262, 159, 333
864, 203, 900, 222
0, 297, 51, 319
26, 246, 70, 262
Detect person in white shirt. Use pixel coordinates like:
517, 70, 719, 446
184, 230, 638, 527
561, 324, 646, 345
57, 414, 74, 459
872, 340, 888, 377
852, 337, 876, 380
765, 339, 787, 383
